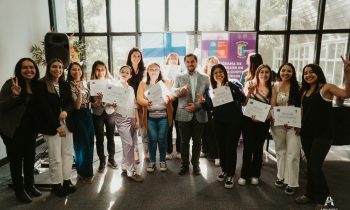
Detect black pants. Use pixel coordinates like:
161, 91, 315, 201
167, 120, 181, 153
167, 99, 181, 153
178, 116, 205, 167
301, 136, 331, 204
214, 119, 241, 176
93, 111, 116, 163
240, 116, 270, 179
1, 128, 36, 192
203, 112, 219, 158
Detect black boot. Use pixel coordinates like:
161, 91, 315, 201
63, 180, 76, 193
15, 189, 32, 203
25, 185, 42, 197
52, 184, 67, 197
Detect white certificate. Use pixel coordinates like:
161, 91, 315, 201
273, 106, 301, 128
165, 65, 182, 81
144, 81, 170, 106
103, 83, 130, 106
90, 79, 109, 96
243, 98, 271, 122
210, 86, 234, 107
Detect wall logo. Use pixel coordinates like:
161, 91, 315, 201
236, 41, 248, 59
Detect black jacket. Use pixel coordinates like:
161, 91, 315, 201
36, 80, 74, 135
202, 80, 246, 123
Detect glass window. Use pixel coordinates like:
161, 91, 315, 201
324, 0, 350, 29
288, 34, 316, 82
81, 0, 107, 32
139, 0, 165, 32
260, 0, 288, 31
112, 36, 136, 78
198, 0, 225, 31
258, 35, 284, 72
320, 34, 348, 86
55, 0, 79, 33
229, 0, 256, 31
84, 37, 108, 77
291, 0, 319, 30
169, 0, 195, 31
140, 33, 189, 66
111, 0, 135, 32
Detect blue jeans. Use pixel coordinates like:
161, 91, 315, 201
147, 117, 168, 162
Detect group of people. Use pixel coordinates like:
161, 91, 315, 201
0, 49, 349, 210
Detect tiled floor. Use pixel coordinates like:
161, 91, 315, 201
0, 137, 349, 210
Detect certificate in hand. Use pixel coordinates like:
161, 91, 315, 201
166, 65, 182, 81
144, 81, 170, 106
103, 83, 130, 106
90, 79, 109, 96
243, 98, 271, 122
210, 86, 234, 107
273, 106, 301, 128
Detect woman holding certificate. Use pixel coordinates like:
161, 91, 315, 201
270, 63, 301, 195
238, 64, 272, 186
67, 62, 95, 184
199, 64, 246, 189
90, 61, 118, 173
137, 62, 173, 172
295, 58, 350, 208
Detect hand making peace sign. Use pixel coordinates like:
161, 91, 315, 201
11, 77, 21, 96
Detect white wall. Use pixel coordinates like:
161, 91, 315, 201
0, 0, 50, 159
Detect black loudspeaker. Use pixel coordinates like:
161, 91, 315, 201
45, 32, 70, 69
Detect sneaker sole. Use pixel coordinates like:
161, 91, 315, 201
217, 177, 225, 182
160, 168, 168, 172
107, 163, 118, 169
225, 184, 234, 189
146, 168, 155, 172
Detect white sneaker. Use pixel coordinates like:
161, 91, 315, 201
175, 152, 181, 159
251, 177, 259, 185
238, 177, 246, 186
225, 176, 234, 189
159, 161, 168, 172
165, 153, 172, 160
214, 159, 220, 167
146, 162, 156, 173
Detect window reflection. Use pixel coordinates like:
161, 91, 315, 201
81, 0, 107, 32
85, 37, 108, 76
324, 0, 350, 29
140, 0, 165, 32
320, 34, 348, 86
111, 0, 136, 32
169, 0, 195, 31
112, 36, 136, 79
55, 0, 79, 33
259, 35, 284, 72
229, 0, 256, 31
260, 0, 287, 31
291, 0, 319, 30
198, 0, 225, 31
289, 35, 315, 81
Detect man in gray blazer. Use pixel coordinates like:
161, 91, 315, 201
173, 53, 210, 175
